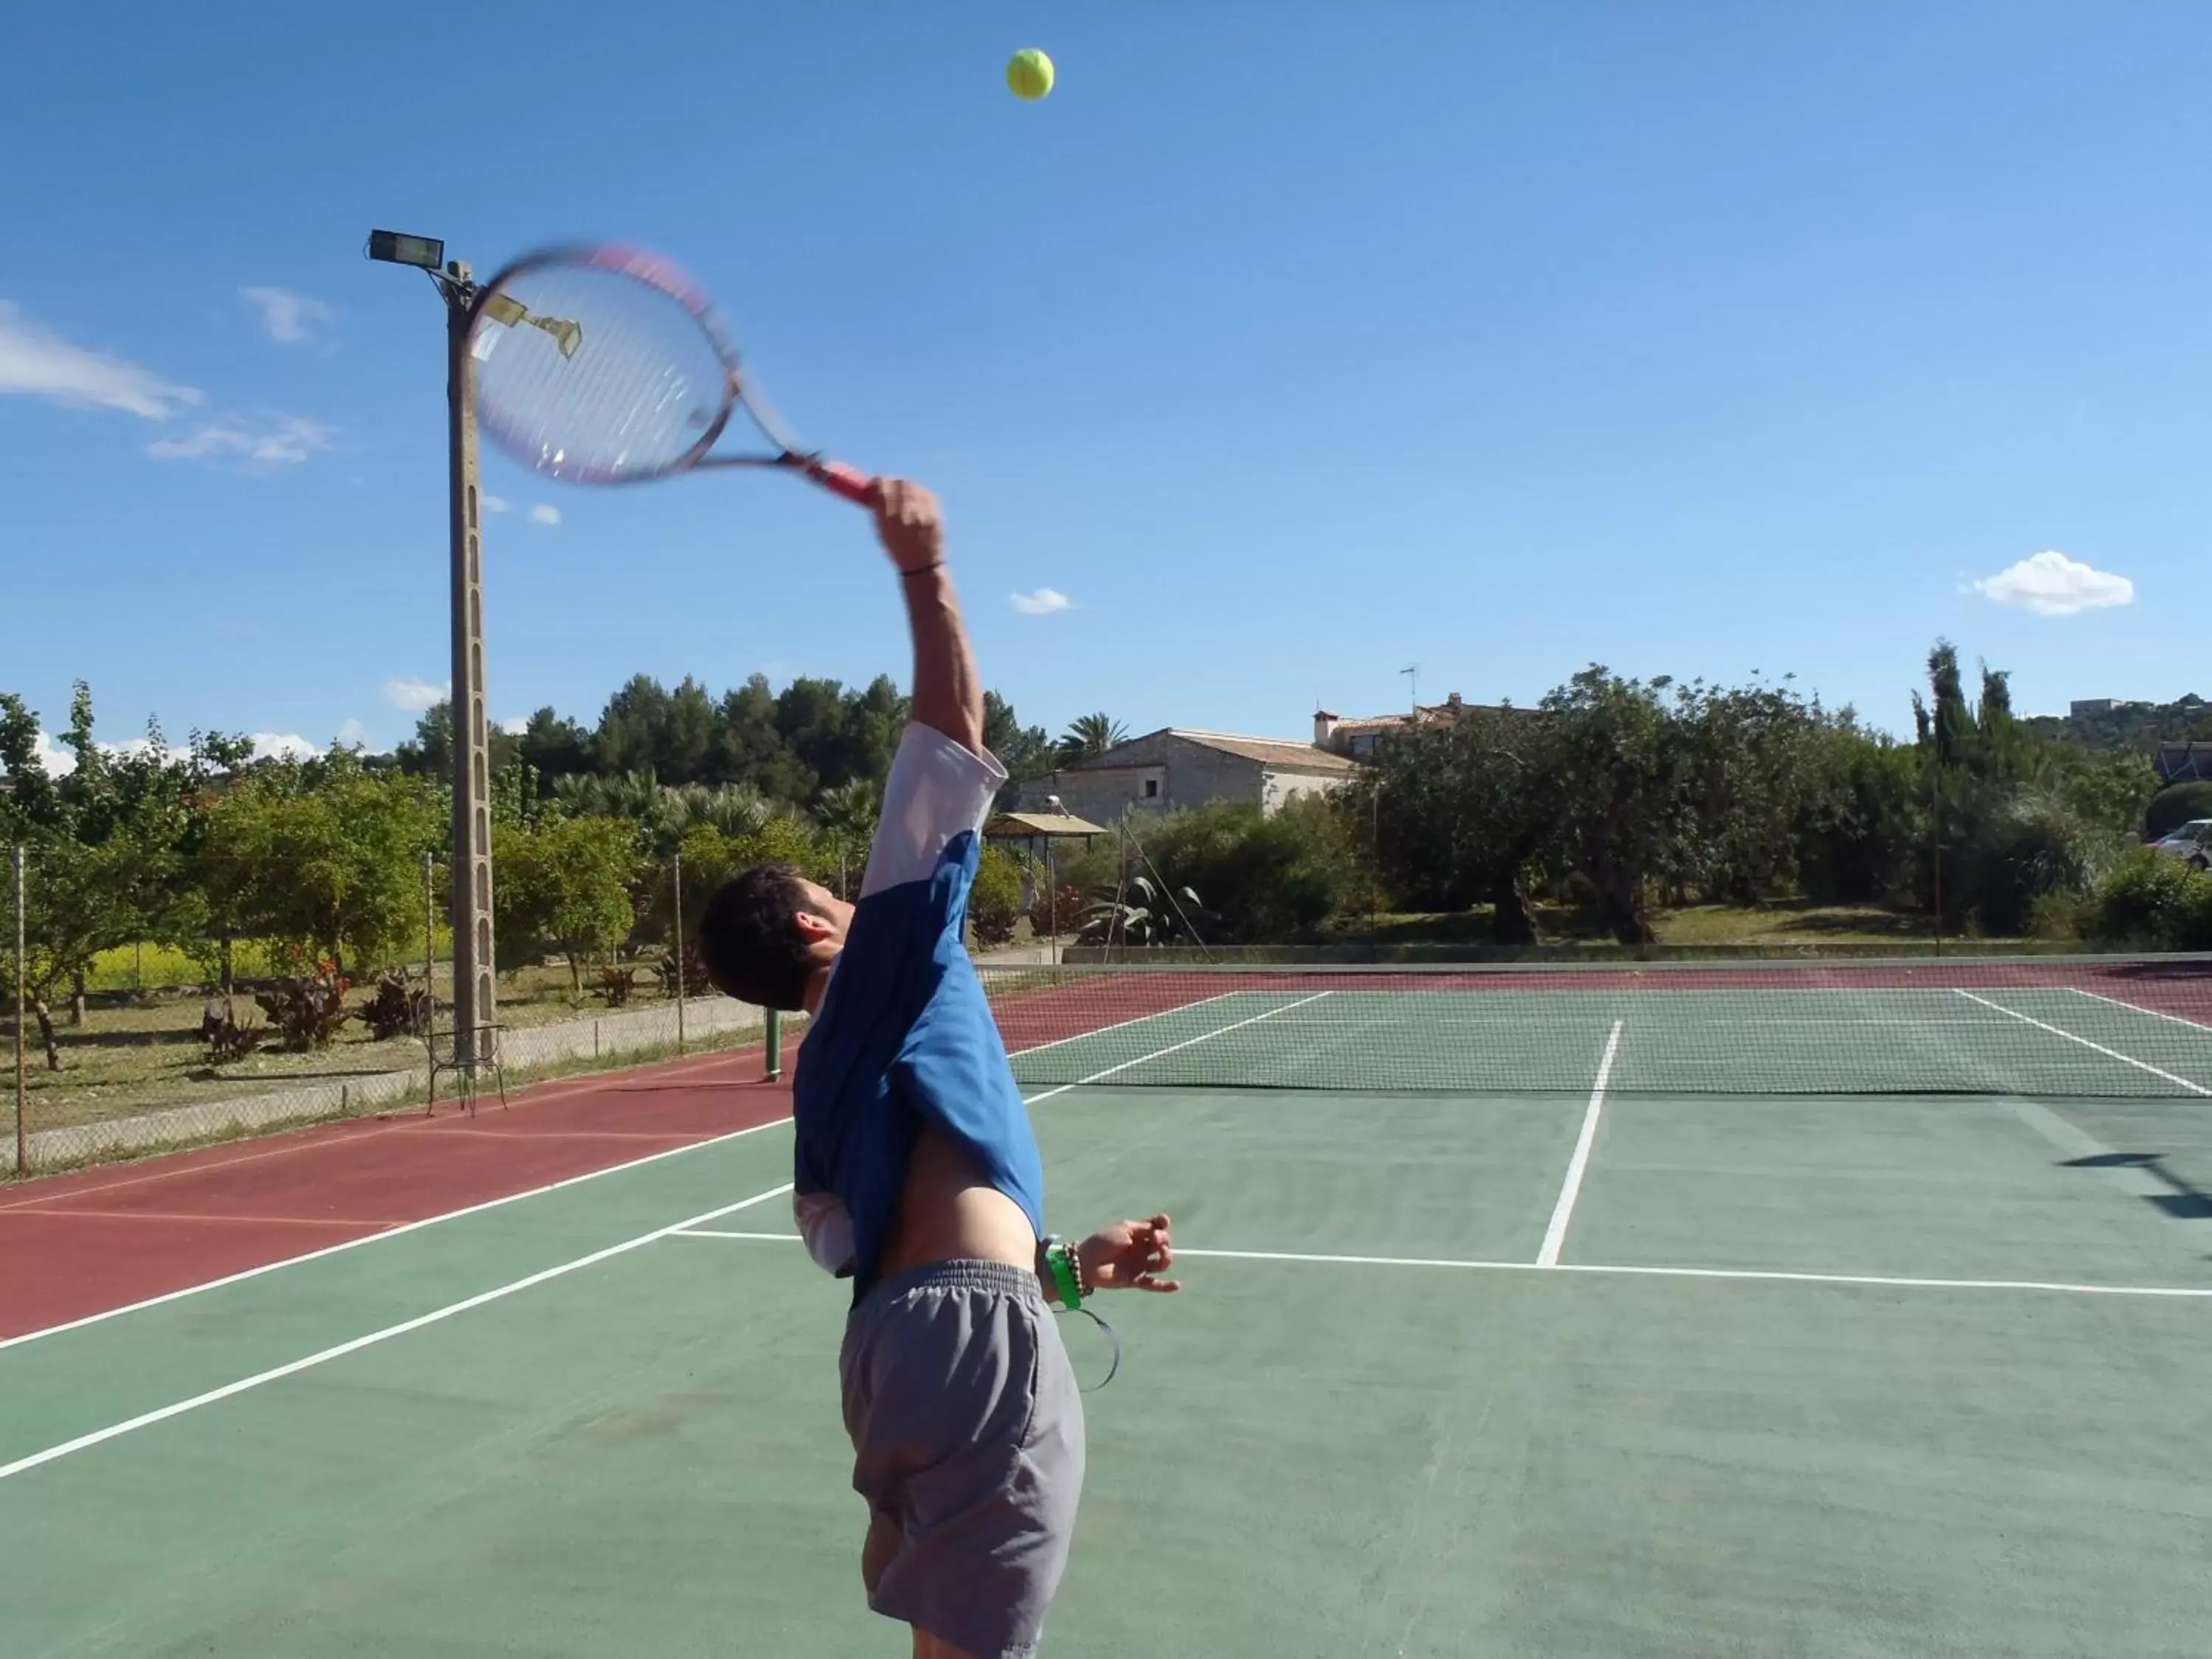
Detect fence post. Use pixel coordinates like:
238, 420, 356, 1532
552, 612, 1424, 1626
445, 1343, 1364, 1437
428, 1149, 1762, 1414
423, 850, 436, 1002
14, 844, 26, 1176
672, 849, 686, 1056
765, 1009, 782, 1082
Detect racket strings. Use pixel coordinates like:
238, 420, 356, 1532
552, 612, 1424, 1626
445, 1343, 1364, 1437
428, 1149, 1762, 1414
474, 263, 729, 481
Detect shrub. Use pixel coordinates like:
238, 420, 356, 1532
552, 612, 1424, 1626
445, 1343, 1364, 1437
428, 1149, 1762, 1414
654, 943, 714, 998
2080, 846, 2212, 950
2145, 782, 2212, 842
1952, 791, 2115, 938
970, 846, 1025, 947
361, 970, 431, 1040
1078, 873, 1213, 947
595, 964, 641, 1006
1027, 882, 1084, 939
253, 970, 351, 1051
1134, 798, 1360, 945
199, 995, 265, 1063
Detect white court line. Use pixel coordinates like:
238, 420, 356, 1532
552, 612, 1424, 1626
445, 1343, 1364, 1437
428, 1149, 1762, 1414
0, 994, 1340, 1476
1172, 1246, 2212, 1299
0, 992, 1302, 1358
0, 1117, 795, 1354
1952, 990, 2212, 1097
1001, 989, 1251, 1060
670, 1234, 2212, 1302
2062, 984, 2212, 1034
1535, 1020, 1624, 1267
0, 1183, 796, 1486
1019, 991, 1335, 1106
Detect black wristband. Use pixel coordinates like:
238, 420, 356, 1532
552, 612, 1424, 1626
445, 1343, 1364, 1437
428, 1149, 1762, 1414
900, 562, 945, 578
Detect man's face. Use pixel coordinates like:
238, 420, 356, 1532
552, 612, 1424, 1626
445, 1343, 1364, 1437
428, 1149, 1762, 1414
793, 879, 855, 958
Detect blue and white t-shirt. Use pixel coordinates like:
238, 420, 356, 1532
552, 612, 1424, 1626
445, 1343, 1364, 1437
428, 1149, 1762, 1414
790, 723, 1046, 1299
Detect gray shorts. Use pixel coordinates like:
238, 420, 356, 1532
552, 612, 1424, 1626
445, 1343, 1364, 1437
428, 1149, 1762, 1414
839, 1260, 1087, 1658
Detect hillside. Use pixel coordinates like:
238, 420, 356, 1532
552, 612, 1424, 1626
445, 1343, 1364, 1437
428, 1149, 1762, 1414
2021, 694, 2212, 752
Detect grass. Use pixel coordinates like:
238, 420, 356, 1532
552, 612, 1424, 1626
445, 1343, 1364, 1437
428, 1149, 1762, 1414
2, 1015, 777, 1184
1652, 900, 1938, 945
3, 955, 714, 1141
1360, 899, 1938, 948
80, 931, 459, 994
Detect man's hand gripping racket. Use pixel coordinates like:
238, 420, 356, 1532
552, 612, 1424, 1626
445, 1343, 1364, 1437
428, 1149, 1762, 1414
464, 243, 872, 501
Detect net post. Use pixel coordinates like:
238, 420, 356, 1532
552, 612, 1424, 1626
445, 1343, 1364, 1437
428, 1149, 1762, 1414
764, 1008, 782, 1082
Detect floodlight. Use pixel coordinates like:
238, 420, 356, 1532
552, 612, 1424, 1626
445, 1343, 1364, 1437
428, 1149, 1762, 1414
366, 229, 445, 269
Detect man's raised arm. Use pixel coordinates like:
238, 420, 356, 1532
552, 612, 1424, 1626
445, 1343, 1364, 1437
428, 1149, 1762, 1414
873, 480, 984, 757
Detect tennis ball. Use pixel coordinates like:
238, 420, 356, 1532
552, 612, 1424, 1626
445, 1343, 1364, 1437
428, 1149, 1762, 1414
1007, 47, 1054, 101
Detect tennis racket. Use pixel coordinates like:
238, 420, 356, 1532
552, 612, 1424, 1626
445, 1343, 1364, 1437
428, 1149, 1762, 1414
462, 243, 874, 503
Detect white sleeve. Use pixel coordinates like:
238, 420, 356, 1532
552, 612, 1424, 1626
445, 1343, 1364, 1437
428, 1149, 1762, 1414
860, 722, 1008, 898
793, 1191, 855, 1278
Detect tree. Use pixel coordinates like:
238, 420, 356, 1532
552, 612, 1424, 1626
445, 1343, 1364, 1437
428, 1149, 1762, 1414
494, 815, 641, 1004
815, 777, 882, 897
1795, 726, 1924, 904
1541, 669, 1700, 945
2146, 782, 2212, 841
1345, 705, 1554, 940
1, 686, 205, 1032
1057, 713, 1129, 764
0, 692, 64, 835
11, 835, 163, 1068
1677, 677, 1835, 904
984, 692, 1054, 786
514, 706, 593, 789
394, 698, 518, 782
200, 762, 445, 976
715, 675, 813, 801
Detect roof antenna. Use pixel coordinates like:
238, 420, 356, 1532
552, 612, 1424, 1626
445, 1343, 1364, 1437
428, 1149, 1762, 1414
1401, 664, 1419, 712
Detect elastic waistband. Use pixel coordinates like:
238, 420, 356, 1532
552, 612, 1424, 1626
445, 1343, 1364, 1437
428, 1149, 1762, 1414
858, 1258, 1042, 1312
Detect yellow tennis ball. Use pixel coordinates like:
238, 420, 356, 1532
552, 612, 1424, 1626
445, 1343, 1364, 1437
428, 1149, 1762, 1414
1007, 48, 1054, 101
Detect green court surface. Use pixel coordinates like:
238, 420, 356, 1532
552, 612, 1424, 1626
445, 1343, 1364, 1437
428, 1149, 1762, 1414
7, 1011, 2212, 1655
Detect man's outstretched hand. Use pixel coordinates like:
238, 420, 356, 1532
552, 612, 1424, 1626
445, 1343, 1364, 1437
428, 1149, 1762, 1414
872, 478, 944, 576
1077, 1214, 1182, 1294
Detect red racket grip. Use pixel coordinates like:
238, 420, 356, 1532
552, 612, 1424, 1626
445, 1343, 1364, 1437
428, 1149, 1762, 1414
802, 458, 876, 506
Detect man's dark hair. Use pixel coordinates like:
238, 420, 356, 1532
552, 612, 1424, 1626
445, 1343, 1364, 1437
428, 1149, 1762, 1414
698, 863, 817, 1012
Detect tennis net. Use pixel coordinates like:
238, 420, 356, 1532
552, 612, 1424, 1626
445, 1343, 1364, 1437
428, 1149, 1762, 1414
977, 953, 2212, 1098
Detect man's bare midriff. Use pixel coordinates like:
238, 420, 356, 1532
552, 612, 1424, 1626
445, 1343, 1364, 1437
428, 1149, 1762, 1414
879, 1120, 1038, 1279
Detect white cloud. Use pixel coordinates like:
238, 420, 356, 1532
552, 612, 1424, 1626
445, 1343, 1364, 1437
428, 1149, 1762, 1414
482, 494, 511, 514
383, 678, 448, 712
0, 300, 202, 420
19, 726, 324, 774
146, 413, 336, 468
1010, 588, 1073, 616
248, 733, 321, 763
497, 716, 529, 736
1970, 549, 2135, 617
240, 286, 334, 344
101, 736, 195, 767
335, 717, 371, 748
527, 504, 560, 526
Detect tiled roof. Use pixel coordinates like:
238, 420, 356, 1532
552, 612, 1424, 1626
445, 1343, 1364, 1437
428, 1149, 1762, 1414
1060, 728, 1360, 775
1164, 730, 1359, 772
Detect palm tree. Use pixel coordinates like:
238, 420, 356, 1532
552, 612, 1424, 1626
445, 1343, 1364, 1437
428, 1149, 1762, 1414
670, 782, 774, 840
1057, 713, 1128, 764
815, 777, 883, 841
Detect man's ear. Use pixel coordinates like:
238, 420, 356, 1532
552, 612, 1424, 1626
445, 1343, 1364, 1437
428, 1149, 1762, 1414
793, 908, 839, 944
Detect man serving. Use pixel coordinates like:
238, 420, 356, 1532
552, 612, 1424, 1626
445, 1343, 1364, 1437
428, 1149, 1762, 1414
699, 480, 1180, 1659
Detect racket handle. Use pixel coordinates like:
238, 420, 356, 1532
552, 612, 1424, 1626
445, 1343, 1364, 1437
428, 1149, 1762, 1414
802, 458, 876, 506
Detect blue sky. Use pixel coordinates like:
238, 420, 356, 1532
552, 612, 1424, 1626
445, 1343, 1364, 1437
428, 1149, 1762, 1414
4, 2, 2208, 768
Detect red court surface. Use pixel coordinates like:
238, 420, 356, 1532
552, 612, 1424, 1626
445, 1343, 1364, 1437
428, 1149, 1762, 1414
0, 1043, 793, 1341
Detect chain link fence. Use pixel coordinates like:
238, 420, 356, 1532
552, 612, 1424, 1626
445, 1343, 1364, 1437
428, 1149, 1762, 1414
5, 844, 787, 1177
